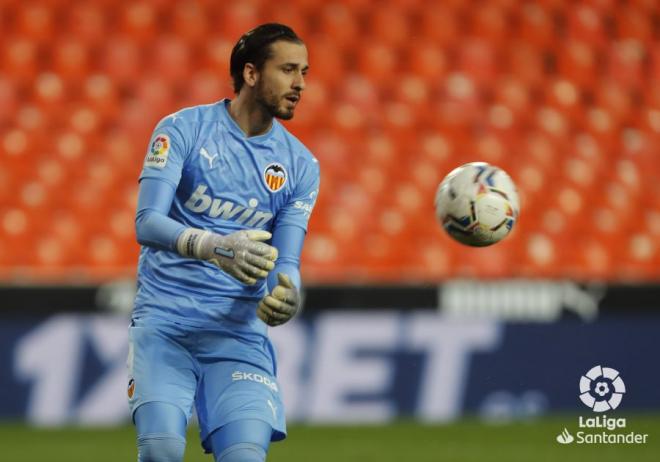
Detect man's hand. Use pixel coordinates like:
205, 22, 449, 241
177, 228, 278, 285
257, 273, 300, 326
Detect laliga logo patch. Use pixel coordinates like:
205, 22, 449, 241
579, 365, 626, 412
127, 378, 135, 399
145, 134, 170, 169
263, 163, 287, 192
151, 135, 169, 156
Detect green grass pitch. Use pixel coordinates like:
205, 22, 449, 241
1, 416, 657, 461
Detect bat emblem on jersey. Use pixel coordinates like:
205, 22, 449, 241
263, 163, 287, 192
200, 147, 218, 168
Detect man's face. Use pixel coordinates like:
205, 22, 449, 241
255, 41, 308, 120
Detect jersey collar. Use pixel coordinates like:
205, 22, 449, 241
220, 99, 277, 143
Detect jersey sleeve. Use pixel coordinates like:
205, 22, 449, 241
267, 224, 306, 292
139, 116, 191, 188
275, 157, 320, 232
135, 177, 187, 251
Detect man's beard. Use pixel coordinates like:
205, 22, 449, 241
256, 83, 294, 120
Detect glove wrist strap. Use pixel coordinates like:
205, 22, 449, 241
176, 228, 214, 259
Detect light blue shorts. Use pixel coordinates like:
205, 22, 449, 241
126, 316, 286, 451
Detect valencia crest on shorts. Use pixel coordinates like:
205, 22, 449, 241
263, 163, 287, 192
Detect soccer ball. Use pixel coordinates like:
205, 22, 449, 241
435, 162, 519, 247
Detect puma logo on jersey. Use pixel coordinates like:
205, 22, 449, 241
184, 185, 273, 228
200, 147, 218, 168
267, 399, 277, 419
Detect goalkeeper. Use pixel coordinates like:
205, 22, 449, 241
127, 23, 319, 462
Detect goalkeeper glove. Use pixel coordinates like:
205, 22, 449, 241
257, 273, 300, 326
176, 228, 278, 285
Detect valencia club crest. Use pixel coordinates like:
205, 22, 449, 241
263, 163, 287, 192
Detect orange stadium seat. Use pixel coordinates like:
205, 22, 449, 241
506, 40, 547, 88
593, 79, 634, 124
516, 3, 555, 48
0, 77, 19, 125
316, 3, 360, 48
607, 40, 646, 88
148, 37, 192, 85
15, 3, 55, 43
407, 43, 449, 82
171, 1, 210, 45
51, 37, 91, 84
615, 6, 653, 41
491, 76, 532, 117
217, 1, 265, 42
468, 3, 511, 44
203, 36, 233, 78
134, 74, 176, 118
66, 3, 108, 46
182, 71, 229, 107
82, 74, 122, 120
544, 78, 584, 125
368, 6, 411, 47
66, 104, 103, 137
120, 1, 160, 43
356, 41, 400, 83
554, 40, 600, 88
32, 72, 67, 111
305, 37, 346, 86
395, 73, 432, 106
418, 5, 461, 47
649, 47, 660, 84
116, 99, 162, 143
565, 5, 608, 46
100, 37, 143, 85
0, 0, 658, 281
262, 7, 308, 40
2, 37, 41, 81
456, 39, 500, 86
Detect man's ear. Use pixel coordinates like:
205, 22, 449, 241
243, 63, 259, 88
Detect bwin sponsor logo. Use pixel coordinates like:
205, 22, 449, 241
185, 185, 273, 227
232, 371, 279, 392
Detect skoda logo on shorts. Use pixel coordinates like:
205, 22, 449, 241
579, 365, 626, 412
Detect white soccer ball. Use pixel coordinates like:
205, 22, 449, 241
435, 162, 520, 247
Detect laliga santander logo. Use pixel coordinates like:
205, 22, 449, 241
579, 365, 626, 412
556, 365, 648, 445
151, 135, 169, 156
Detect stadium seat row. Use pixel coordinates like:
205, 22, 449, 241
0, 0, 658, 281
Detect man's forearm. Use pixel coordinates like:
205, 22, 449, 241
135, 208, 186, 251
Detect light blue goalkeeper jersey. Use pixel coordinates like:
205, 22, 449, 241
133, 99, 320, 332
